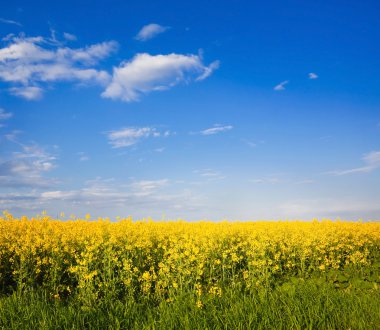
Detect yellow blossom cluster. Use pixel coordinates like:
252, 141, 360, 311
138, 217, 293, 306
0, 211, 379, 308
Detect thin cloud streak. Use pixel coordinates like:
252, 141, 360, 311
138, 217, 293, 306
0, 18, 22, 27
0, 108, 13, 120
135, 23, 169, 41
329, 151, 380, 175
199, 124, 233, 135
63, 32, 77, 41
106, 127, 170, 148
274, 80, 288, 91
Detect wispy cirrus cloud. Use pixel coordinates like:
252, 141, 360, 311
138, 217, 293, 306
102, 53, 219, 102
0, 177, 203, 217
274, 80, 289, 91
279, 198, 380, 220
241, 139, 265, 148
250, 173, 314, 185
130, 179, 169, 196
0, 138, 58, 188
0, 108, 12, 121
0, 108, 13, 128
106, 127, 170, 148
77, 152, 89, 162
63, 32, 77, 41
194, 169, 225, 181
251, 177, 281, 184
9, 86, 44, 100
135, 23, 169, 41
199, 124, 233, 135
0, 34, 117, 99
0, 18, 22, 27
329, 151, 380, 176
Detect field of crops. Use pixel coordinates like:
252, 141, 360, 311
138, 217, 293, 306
1, 212, 380, 329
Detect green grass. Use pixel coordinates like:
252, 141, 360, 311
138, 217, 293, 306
1, 278, 379, 330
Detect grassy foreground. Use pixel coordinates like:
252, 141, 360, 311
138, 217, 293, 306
0, 213, 380, 329
1, 279, 380, 329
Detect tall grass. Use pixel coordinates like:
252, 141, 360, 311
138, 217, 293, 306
1, 278, 379, 329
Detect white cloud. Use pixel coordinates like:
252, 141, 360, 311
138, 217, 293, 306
106, 127, 170, 148
0, 177, 203, 218
58, 41, 118, 65
1, 33, 218, 102
196, 60, 220, 81
294, 179, 314, 185
251, 177, 282, 184
9, 86, 44, 100
135, 23, 169, 41
251, 175, 314, 185
0, 34, 117, 99
0, 18, 22, 27
274, 80, 289, 91
2, 34, 15, 42
279, 198, 380, 220
242, 139, 265, 148
102, 53, 219, 102
0, 108, 12, 120
4, 130, 22, 142
194, 169, 225, 181
130, 179, 169, 196
330, 151, 380, 175
63, 32, 77, 41
77, 152, 89, 162
308, 72, 318, 79
199, 124, 233, 135
0, 140, 57, 188
246, 141, 257, 148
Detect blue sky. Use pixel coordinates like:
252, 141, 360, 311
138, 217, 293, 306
0, 0, 379, 220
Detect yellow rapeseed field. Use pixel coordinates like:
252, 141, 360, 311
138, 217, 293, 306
1, 211, 379, 309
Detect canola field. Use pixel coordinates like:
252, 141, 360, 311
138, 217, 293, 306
1, 212, 380, 329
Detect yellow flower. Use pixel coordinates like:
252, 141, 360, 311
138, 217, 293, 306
196, 300, 203, 309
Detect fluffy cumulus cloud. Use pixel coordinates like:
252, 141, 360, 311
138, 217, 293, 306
0, 34, 117, 99
106, 127, 170, 148
102, 53, 219, 102
199, 124, 233, 135
331, 151, 380, 175
135, 23, 169, 41
0, 32, 218, 102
